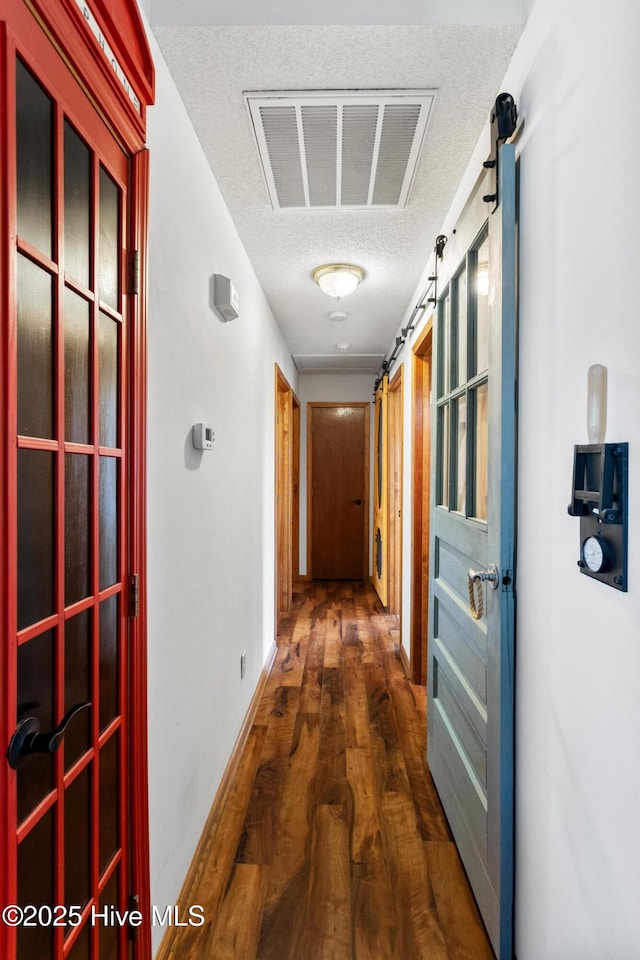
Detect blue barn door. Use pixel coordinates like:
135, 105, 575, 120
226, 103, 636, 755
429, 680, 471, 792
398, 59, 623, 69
427, 143, 516, 958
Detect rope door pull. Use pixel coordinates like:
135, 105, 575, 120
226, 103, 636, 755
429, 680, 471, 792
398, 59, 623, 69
467, 563, 499, 620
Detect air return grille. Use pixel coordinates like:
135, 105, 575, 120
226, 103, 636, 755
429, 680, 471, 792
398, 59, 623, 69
245, 91, 435, 210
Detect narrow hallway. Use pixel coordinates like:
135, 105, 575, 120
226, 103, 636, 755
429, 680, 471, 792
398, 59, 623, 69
158, 582, 494, 959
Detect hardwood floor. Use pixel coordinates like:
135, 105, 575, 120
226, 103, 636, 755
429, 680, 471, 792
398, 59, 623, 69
158, 581, 495, 960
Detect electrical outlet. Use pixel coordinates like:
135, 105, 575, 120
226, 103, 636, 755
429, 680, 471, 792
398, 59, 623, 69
240, 650, 247, 680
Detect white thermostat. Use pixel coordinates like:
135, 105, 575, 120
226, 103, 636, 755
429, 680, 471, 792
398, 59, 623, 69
192, 423, 214, 450
213, 274, 239, 322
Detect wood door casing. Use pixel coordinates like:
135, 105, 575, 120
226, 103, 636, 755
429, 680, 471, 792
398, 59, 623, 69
387, 366, 403, 618
411, 320, 433, 685
372, 378, 388, 606
292, 397, 300, 582
308, 403, 369, 580
274, 365, 299, 618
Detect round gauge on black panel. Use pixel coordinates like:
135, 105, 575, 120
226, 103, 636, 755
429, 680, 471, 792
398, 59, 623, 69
581, 534, 613, 573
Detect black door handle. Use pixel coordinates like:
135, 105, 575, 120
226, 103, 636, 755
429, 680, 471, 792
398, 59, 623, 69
6, 703, 91, 769
353, 499, 363, 506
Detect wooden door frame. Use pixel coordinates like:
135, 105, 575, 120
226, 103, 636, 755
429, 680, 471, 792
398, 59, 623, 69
0, 2, 153, 956
307, 402, 370, 582
274, 365, 299, 620
292, 396, 300, 583
411, 318, 433, 685
387, 365, 404, 617
372, 378, 389, 606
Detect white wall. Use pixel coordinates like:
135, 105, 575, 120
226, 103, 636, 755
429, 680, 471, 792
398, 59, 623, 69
144, 28, 297, 955
392, 1, 640, 956
507, 2, 640, 956
297, 372, 375, 577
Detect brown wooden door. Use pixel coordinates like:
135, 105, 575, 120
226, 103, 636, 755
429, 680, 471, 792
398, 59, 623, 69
309, 403, 369, 580
2, 22, 136, 960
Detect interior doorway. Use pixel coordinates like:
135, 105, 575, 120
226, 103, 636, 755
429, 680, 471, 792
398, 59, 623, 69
411, 320, 433, 685
307, 403, 369, 580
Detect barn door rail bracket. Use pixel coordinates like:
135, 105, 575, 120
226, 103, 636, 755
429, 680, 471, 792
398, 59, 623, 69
375, 233, 447, 391
483, 93, 518, 208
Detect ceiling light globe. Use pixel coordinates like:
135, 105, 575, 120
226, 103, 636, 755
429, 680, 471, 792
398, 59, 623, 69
313, 264, 364, 300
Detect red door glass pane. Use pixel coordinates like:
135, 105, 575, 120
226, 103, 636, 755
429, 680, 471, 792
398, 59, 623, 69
98, 168, 120, 309
64, 611, 92, 770
99, 733, 119, 876
64, 765, 92, 911
98, 868, 119, 960
16, 58, 53, 257
98, 457, 118, 590
98, 312, 119, 448
65, 453, 91, 606
17, 449, 55, 629
67, 923, 91, 960
98, 597, 119, 733
17, 630, 55, 822
64, 121, 91, 288
17, 810, 55, 960
17, 255, 54, 440
64, 287, 91, 444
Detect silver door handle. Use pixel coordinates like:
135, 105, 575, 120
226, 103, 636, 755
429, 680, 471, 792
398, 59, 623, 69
467, 562, 499, 590
467, 563, 499, 621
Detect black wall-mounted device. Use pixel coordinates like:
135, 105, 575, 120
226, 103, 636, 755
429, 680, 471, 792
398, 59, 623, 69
483, 93, 518, 208
568, 443, 628, 591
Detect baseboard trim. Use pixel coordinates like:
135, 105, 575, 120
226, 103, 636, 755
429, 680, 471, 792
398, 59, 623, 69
154, 640, 277, 960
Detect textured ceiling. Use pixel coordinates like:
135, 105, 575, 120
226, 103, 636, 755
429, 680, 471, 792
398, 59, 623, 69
150, 12, 524, 370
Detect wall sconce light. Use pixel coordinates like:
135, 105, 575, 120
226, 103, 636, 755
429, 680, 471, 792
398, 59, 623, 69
313, 263, 364, 300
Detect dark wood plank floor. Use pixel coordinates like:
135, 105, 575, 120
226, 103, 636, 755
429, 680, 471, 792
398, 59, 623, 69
160, 581, 495, 960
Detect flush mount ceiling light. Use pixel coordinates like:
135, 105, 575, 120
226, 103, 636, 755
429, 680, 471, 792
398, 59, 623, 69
336, 342, 351, 351
329, 310, 348, 322
313, 263, 364, 300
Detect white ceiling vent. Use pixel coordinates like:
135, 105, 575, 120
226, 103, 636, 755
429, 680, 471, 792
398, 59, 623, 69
245, 90, 435, 210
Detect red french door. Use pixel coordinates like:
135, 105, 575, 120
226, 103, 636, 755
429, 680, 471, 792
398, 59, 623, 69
1, 10, 143, 959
